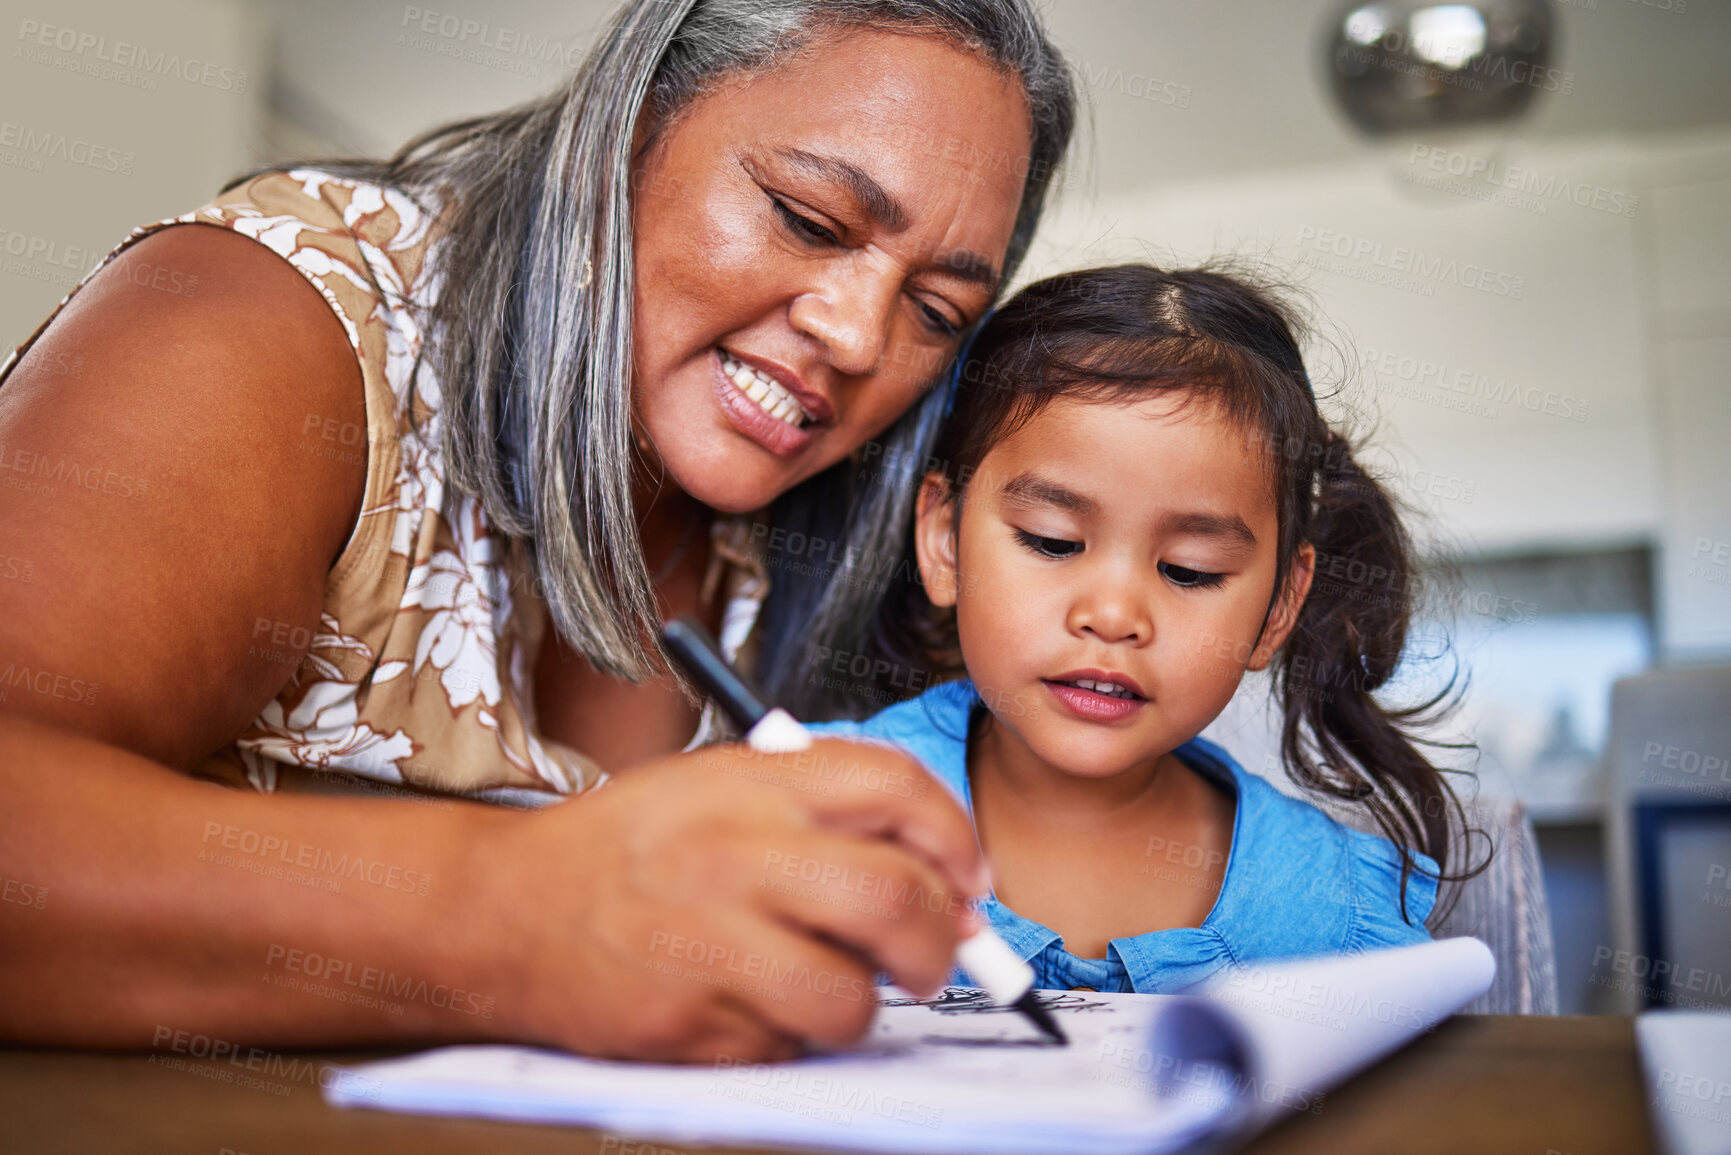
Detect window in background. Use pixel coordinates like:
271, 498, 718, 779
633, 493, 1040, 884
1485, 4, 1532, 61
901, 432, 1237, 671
1391, 547, 1655, 1013
1410, 547, 1655, 818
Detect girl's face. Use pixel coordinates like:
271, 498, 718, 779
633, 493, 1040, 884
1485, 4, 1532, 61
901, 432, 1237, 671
629, 28, 1033, 514
915, 393, 1315, 780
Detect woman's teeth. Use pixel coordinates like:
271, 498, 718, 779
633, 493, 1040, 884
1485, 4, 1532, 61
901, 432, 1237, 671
1062, 678, 1139, 699
721, 352, 811, 428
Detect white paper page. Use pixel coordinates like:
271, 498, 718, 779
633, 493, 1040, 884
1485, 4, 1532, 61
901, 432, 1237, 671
326, 938, 1495, 1155
1638, 1011, 1731, 1155
1169, 936, 1496, 1131
328, 988, 1229, 1155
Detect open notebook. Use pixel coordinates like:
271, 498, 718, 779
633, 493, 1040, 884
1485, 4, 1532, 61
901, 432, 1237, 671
325, 936, 1495, 1154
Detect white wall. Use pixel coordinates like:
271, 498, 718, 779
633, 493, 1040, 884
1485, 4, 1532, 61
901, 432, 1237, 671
1021, 127, 1731, 661
7, 0, 1725, 659
0, 0, 264, 349
1641, 141, 1731, 659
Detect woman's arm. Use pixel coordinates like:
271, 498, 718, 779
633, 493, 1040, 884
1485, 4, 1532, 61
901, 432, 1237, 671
0, 226, 984, 1059
0, 712, 510, 1047
0, 222, 438, 1044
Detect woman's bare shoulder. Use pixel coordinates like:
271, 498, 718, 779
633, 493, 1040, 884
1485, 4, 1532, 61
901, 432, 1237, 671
0, 223, 368, 768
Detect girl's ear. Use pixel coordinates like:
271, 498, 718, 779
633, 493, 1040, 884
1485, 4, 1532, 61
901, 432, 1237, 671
1248, 543, 1315, 671
913, 472, 961, 608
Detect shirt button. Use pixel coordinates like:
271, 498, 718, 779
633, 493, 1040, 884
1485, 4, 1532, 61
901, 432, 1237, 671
1070, 985, 1096, 992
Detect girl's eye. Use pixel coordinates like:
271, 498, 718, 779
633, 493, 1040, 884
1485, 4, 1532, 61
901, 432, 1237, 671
1015, 529, 1083, 559
917, 299, 961, 338
770, 195, 839, 245
1160, 561, 1226, 589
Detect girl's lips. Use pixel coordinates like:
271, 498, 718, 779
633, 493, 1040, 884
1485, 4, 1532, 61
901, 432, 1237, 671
1042, 679, 1148, 723
711, 349, 814, 458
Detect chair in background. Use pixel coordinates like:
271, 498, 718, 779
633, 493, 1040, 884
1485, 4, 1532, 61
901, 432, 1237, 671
1318, 792, 1560, 1014
1428, 794, 1560, 1015
1602, 666, 1731, 1015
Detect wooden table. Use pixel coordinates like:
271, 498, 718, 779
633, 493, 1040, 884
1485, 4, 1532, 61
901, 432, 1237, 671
0, 1016, 1653, 1155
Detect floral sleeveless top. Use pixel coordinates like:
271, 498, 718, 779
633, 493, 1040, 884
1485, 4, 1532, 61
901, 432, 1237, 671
2, 170, 767, 803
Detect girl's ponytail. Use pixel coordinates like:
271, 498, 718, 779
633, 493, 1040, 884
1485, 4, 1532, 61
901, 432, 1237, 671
1276, 429, 1472, 920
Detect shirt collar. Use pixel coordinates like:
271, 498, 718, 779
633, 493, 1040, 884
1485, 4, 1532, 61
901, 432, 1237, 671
923, 681, 1255, 969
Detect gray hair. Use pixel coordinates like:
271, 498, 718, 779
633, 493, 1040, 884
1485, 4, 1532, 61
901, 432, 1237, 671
271, 0, 1075, 704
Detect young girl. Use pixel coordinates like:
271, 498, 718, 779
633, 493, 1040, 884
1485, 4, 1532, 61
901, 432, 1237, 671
807, 264, 1468, 993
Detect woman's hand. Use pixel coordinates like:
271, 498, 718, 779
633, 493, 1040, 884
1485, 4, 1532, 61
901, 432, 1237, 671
482, 738, 986, 1062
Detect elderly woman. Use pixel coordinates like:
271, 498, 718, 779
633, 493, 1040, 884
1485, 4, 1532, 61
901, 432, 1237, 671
0, 0, 1074, 1061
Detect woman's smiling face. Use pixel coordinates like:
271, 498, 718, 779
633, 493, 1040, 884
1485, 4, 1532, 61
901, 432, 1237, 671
629, 28, 1034, 514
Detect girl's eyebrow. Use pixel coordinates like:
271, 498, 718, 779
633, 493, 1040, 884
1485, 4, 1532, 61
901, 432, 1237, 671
1160, 511, 1258, 550
999, 473, 1094, 515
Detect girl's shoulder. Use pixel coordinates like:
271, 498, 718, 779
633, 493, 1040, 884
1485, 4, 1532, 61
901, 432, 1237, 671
805, 680, 979, 803
1181, 737, 1440, 958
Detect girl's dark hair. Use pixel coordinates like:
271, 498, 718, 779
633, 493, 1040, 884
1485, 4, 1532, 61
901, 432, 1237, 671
864, 263, 1479, 919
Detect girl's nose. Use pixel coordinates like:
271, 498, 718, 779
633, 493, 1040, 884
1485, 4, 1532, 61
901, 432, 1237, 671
1068, 564, 1154, 646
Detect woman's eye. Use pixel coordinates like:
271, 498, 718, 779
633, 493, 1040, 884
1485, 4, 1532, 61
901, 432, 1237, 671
770, 195, 839, 244
1160, 562, 1226, 589
916, 299, 961, 338
1015, 529, 1082, 559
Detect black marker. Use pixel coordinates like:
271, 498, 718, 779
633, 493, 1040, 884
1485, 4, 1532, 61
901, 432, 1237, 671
659, 616, 1067, 1045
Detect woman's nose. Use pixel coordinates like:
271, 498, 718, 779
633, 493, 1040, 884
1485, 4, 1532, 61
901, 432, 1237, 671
787, 261, 899, 379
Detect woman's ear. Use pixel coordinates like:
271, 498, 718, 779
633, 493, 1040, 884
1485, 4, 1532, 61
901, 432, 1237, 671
913, 472, 961, 608
1248, 542, 1315, 671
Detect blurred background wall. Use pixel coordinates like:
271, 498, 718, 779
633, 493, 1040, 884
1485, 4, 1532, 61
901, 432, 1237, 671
4, 0, 1728, 1014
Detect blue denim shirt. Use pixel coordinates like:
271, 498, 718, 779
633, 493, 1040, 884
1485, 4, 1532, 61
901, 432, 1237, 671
808, 679, 1436, 993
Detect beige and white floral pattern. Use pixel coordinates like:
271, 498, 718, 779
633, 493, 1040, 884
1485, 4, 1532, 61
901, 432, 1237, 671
7, 171, 766, 802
